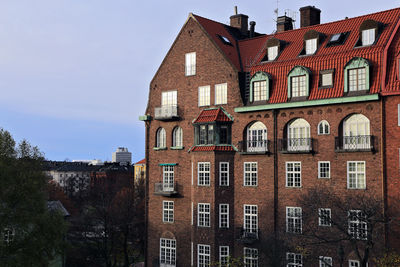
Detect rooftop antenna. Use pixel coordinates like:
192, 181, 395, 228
285, 9, 297, 29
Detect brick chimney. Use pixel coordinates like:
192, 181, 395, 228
277, 16, 293, 32
230, 6, 249, 36
300, 6, 321, 28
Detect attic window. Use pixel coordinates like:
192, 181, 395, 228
305, 38, 317, 55
326, 32, 349, 47
300, 30, 324, 56
218, 35, 232, 46
262, 37, 282, 62
355, 19, 381, 47
267, 46, 278, 61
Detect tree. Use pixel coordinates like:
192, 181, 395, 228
0, 128, 67, 266
296, 186, 392, 267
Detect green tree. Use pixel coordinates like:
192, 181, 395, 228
0, 128, 66, 266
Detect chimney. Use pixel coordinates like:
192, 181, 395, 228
249, 21, 256, 38
230, 6, 249, 36
277, 16, 293, 33
300, 6, 321, 28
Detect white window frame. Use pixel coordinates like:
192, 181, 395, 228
362, 28, 375, 46
348, 210, 368, 240
172, 127, 183, 147
318, 161, 330, 179
160, 238, 176, 266
347, 161, 366, 189
161, 90, 177, 107
253, 80, 267, 102
156, 128, 166, 148
287, 118, 311, 151
162, 165, 175, 192
348, 67, 366, 91
318, 208, 331, 227
198, 244, 210, 267
219, 246, 229, 266
286, 207, 302, 234
246, 121, 268, 152
268, 45, 278, 61
286, 162, 301, 187
198, 85, 210, 107
305, 38, 317, 55
244, 247, 258, 267
317, 120, 330, 135
198, 162, 210, 186
219, 204, 229, 229
244, 162, 258, 186
215, 83, 227, 105
349, 260, 360, 267
185, 52, 196, 76
163, 201, 174, 223
244, 205, 258, 236
198, 203, 210, 227
321, 72, 333, 87
291, 75, 307, 97
219, 162, 229, 186
319, 256, 332, 267
287, 252, 302, 267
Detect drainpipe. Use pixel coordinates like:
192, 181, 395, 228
144, 120, 150, 267
273, 110, 279, 236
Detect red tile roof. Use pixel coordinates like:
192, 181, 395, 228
190, 145, 235, 152
193, 107, 233, 123
193, 14, 243, 71
135, 159, 145, 165
193, 8, 400, 101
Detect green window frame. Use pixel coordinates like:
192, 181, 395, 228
249, 72, 271, 103
344, 57, 370, 93
287, 66, 311, 99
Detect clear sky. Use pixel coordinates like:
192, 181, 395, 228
0, 0, 398, 163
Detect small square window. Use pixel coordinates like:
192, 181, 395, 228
319, 70, 334, 88
319, 256, 332, 267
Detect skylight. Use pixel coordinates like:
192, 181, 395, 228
330, 33, 341, 42
217, 35, 232, 45
326, 32, 349, 47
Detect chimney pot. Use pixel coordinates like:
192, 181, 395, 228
299, 6, 321, 28
234, 6, 238, 15
250, 21, 256, 38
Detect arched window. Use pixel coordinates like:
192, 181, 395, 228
343, 114, 370, 149
287, 119, 311, 151
287, 66, 311, 99
246, 121, 267, 152
249, 72, 271, 103
318, 120, 330, 135
156, 128, 166, 148
172, 127, 183, 147
344, 57, 370, 93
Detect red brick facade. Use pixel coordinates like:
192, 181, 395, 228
142, 7, 400, 267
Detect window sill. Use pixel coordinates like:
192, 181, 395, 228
197, 184, 211, 187
153, 147, 167, 151
197, 225, 211, 228
289, 96, 308, 102
347, 187, 367, 190
318, 85, 333, 89
285, 186, 302, 188
162, 221, 174, 224
185, 74, 196, 77
318, 177, 331, 179
170, 146, 184, 150
243, 185, 258, 187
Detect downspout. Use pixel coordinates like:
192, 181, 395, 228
144, 120, 150, 267
273, 110, 279, 236
380, 16, 400, 249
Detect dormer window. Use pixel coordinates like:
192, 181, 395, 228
362, 28, 375, 46
287, 66, 311, 99
344, 57, 370, 93
249, 72, 271, 103
268, 46, 278, 61
300, 30, 324, 56
356, 19, 381, 47
305, 38, 317, 55
262, 38, 283, 62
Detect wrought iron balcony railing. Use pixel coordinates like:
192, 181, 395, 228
237, 227, 259, 244
238, 140, 270, 154
154, 182, 178, 197
335, 135, 375, 152
279, 138, 314, 153
154, 105, 179, 120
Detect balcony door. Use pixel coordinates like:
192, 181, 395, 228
247, 122, 267, 152
163, 166, 174, 192
287, 119, 310, 151
343, 114, 370, 149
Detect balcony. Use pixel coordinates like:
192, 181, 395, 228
154, 182, 178, 197
237, 227, 259, 244
335, 135, 375, 152
279, 138, 314, 153
154, 106, 179, 120
238, 140, 270, 154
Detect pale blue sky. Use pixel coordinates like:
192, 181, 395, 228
0, 0, 398, 163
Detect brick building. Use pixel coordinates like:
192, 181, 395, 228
140, 5, 400, 267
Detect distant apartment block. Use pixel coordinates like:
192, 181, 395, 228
112, 147, 132, 165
